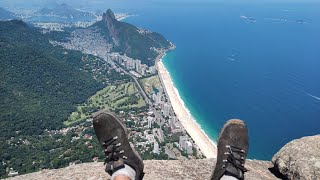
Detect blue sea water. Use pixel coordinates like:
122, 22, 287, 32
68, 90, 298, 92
120, 1, 320, 160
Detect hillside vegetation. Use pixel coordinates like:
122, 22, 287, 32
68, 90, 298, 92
0, 20, 103, 137
0, 9, 171, 177
65, 82, 146, 126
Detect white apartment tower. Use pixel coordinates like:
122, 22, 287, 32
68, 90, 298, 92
163, 103, 170, 117
147, 116, 154, 129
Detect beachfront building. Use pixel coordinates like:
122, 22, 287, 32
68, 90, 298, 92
168, 118, 175, 130
179, 136, 193, 154
170, 123, 184, 141
153, 92, 162, 106
158, 86, 164, 95
185, 141, 193, 154
126, 58, 135, 69
110, 52, 121, 63
169, 116, 179, 130
136, 60, 147, 76
152, 93, 157, 102
111, 54, 150, 76
140, 64, 147, 76
147, 116, 154, 129
153, 141, 160, 154
179, 136, 189, 149
174, 119, 183, 131
160, 101, 165, 110
135, 59, 141, 72
163, 103, 170, 117
149, 66, 157, 74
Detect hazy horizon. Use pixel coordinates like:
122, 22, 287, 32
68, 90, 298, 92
1, 0, 320, 10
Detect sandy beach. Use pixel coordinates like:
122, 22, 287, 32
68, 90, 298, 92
116, 14, 135, 21
157, 60, 217, 158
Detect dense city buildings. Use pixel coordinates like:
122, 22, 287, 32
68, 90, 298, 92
49, 17, 202, 161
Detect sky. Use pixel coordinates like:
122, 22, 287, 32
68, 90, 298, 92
1, 0, 319, 9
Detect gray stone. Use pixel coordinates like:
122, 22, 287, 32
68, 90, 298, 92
272, 135, 320, 180
7, 159, 279, 180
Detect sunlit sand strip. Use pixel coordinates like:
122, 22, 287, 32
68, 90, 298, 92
157, 60, 217, 158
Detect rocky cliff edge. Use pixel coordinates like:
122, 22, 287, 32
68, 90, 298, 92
7, 135, 320, 180
7, 159, 279, 180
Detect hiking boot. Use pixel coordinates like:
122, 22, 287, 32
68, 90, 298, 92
93, 111, 144, 180
211, 119, 249, 180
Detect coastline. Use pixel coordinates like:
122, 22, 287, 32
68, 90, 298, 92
117, 14, 135, 21
156, 54, 217, 158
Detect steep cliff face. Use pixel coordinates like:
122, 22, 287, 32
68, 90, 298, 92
96, 9, 172, 66
103, 9, 120, 46
7, 159, 280, 180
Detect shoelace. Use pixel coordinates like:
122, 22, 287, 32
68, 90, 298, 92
102, 136, 127, 164
222, 145, 248, 173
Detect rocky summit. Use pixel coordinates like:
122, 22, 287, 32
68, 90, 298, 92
7, 135, 320, 180
7, 159, 279, 180
96, 9, 171, 66
272, 135, 320, 180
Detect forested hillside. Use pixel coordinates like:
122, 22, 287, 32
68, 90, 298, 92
0, 20, 103, 138
0, 16, 167, 177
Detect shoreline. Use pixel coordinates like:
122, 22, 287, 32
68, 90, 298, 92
117, 14, 135, 21
156, 54, 217, 158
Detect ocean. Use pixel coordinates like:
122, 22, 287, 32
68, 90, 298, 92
109, 1, 320, 160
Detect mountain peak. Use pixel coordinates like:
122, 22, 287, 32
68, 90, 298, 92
103, 9, 116, 21
8, 20, 27, 27
95, 8, 172, 66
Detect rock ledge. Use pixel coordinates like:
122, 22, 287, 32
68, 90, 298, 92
272, 135, 320, 180
8, 159, 279, 180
